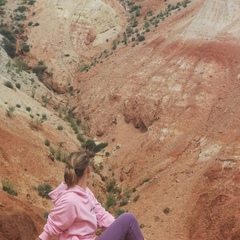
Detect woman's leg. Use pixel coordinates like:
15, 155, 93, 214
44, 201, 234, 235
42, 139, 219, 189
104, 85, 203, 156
96, 212, 144, 240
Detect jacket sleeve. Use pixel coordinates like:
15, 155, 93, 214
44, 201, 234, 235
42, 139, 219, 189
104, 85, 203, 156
39, 195, 77, 240
89, 189, 115, 228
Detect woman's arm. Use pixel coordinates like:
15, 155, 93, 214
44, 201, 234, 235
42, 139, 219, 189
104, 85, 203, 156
39, 195, 77, 239
89, 190, 115, 228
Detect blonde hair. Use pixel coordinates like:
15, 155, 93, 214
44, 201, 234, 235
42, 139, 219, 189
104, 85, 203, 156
64, 152, 90, 187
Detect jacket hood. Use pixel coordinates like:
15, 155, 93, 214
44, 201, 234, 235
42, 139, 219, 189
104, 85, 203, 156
48, 182, 88, 204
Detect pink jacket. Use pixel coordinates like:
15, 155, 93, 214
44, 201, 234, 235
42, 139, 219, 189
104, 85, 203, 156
39, 182, 115, 240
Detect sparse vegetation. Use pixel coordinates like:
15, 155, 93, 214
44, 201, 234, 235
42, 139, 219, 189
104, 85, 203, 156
163, 207, 170, 214
1, 179, 18, 196
32, 61, 47, 80
41, 95, 51, 107
6, 106, 15, 117
49, 146, 55, 156
21, 42, 30, 52
15, 83, 21, 89
4, 81, 14, 89
15, 5, 27, 13
57, 125, 63, 131
29, 119, 42, 130
41, 114, 47, 121
13, 57, 28, 71
80, 64, 89, 72
0, 0, 7, 6
77, 133, 85, 142
26, 106, 31, 112
115, 209, 126, 217
133, 194, 140, 202
81, 139, 108, 153
37, 183, 52, 199
2, 37, 16, 58
43, 212, 49, 219
0, 27, 16, 43
45, 139, 50, 146
28, 0, 36, 5
106, 194, 116, 210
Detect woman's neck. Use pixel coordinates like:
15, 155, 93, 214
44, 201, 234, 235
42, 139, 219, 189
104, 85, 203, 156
76, 175, 87, 190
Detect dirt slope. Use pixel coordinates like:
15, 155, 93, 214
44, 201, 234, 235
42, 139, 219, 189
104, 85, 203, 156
25, 0, 127, 93
70, 0, 240, 239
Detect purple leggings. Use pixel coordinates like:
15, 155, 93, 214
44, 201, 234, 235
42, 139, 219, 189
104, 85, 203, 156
96, 213, 144, 240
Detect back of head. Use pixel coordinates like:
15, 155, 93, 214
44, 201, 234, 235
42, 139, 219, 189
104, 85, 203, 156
64, 152, 90, 187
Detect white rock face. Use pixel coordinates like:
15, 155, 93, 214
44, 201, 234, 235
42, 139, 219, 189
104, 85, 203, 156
24, 0, 127, 92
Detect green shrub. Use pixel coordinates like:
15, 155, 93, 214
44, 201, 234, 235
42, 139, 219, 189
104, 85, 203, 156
119, 197, 128, 207
41, 95, 51, 106
41, 114, 47, 121
133, 194, 140, 202
0, 7, 5, 15
2, 37, 16, 58
80, 64, 89, 72
13, 58, 28, 71
4, 81, 14, 89
28, 0, 36, 5
26, 106, 31, 112
43, 212, 49, 219
107, 179, 116, 192
56, 148, 62, 161
55, 149, 67, 162
15, 5, 27, 12
112, 40, 117, 50
68, 86, 73, 92
37, 183, 52, 199
77, 134, 85, 142
14, 14, 26, 21
1, 179, 18, 196
0, 27, 16, 43
32, 61, 47, 80
15, 83, 21, 89
50, 146, 55, 156
29, 119, 42, 130
16, 104, 21, 108
105, 194, 116, 210
57, 125, 63, 131
138, 35, 145, 42
82, 140, 108, 153
163, 207, 170, 214
115, 209, 126, 217
21, 42, 30, 52
76, 118, 81, 126
0, 0, 7, 6
6, 106, 15, 117
45, 139, 50, 146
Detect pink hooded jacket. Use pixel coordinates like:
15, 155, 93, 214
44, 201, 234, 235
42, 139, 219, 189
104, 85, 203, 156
39, 182, 115, 240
